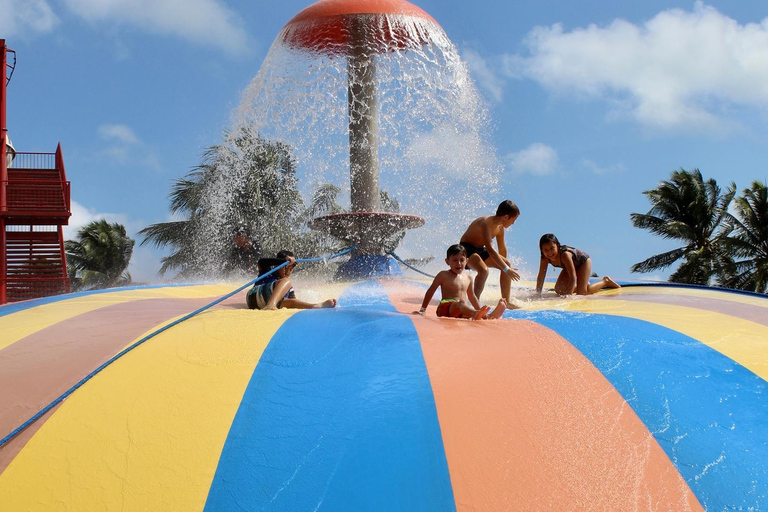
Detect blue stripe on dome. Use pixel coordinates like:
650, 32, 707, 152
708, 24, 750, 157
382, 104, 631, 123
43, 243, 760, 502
204, 281, 456, 512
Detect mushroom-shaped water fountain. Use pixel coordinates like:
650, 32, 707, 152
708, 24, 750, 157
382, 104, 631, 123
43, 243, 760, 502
281, 0, 440, 277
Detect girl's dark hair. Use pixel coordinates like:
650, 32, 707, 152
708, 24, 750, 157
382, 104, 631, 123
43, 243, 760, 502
276, 250, 295, 259
539, 233, 560, 258
446, 244, 467, 258
496, 200, 520, 217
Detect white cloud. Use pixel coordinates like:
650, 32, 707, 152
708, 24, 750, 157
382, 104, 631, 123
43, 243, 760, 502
506, 2, 768, 130
462, 48, 505, 103
581, 158, 626, 175
98, 123, 140, 145
0, 0, 58, 37
65, 200, 164, 282
64, 200, 133, 241
62, 0, 249, 56
96, 124, 163, 172
508, 143, 559, 176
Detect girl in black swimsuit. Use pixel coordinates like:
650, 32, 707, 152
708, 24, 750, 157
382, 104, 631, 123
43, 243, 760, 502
535, 234, 620, 296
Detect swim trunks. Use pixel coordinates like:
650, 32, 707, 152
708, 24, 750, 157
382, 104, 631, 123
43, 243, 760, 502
460, 241, 489, 269
246, 273, 296, 310
436, 298, 463, 318
247, 281, 278, 310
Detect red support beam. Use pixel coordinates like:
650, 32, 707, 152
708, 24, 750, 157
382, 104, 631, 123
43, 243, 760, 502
58, 225, 69, 286
1, 39, 9, 304
56, 142, 71, 216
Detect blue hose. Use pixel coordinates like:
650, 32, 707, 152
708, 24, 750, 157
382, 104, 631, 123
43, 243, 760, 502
388, 251, 435, 279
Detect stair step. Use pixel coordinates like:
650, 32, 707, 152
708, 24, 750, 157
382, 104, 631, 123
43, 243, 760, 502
6, 251, 63, 254
8, 169, 61, 179
3, 225, 71, 302
6, 257, 63, 261
6, 244, 62, 248
5, 279, 71, 302
7, 263, 64, 268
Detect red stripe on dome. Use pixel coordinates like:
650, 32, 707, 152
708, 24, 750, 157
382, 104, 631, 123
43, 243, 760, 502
382, 282, 703, 511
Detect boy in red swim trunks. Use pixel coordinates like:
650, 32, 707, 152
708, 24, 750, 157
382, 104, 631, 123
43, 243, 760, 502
418, 244, 506, 320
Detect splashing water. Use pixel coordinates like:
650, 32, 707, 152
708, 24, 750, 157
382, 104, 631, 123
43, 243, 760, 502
203, 11, 504, 273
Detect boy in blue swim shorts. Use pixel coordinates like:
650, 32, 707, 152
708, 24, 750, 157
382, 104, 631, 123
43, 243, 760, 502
246, 250, 337, 310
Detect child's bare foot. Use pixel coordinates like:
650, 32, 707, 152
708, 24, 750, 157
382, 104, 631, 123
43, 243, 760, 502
488, 298, 507, 319
505, 297, 524, 310
321, 298, 338, 308
604, 277, 621, 289
472, 305, 491, 320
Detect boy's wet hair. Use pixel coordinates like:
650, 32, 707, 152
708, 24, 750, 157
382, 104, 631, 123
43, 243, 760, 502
446, 244, 467, 258
276, 250, 295, 259
539, 233, 561, 257
496, 200, 520, 217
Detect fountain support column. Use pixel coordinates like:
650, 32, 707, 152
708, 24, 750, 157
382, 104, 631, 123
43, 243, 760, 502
347, 19, 380, 213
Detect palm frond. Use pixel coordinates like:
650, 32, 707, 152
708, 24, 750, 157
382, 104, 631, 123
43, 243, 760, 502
630, 247, 686, 273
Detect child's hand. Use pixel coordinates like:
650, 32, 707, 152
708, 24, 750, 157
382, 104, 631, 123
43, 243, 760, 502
414, 306, 427, 315
503, 266, 521, 280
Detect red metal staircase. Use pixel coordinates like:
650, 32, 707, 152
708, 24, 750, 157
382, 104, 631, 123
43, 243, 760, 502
1, 39, 72, 304
1, 147, 72, 303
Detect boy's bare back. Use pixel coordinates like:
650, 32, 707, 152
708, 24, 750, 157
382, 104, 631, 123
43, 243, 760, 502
460, 215, 505, 248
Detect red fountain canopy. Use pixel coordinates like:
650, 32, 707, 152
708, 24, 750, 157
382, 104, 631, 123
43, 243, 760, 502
280, 0, 444, 55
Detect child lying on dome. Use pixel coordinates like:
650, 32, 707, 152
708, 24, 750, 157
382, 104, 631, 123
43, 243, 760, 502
418, 244, 507, 320
246, 250, 337, 310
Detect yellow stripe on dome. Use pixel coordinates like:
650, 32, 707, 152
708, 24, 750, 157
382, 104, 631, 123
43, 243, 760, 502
541, 298, 768, 382
0, 284, 242, 351
0, 307, 295, 512
599, 285, 768, 309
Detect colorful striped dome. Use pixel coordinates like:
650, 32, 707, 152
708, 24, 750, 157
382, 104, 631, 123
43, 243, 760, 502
1, 280, 766, 510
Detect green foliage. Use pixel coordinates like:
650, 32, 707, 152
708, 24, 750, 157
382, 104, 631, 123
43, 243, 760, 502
65, 220, 135, 291
139, 129, 345, 277
631, 169, 768, 293
720, 181, 768, 293
630, 168, 735, 285
376, 189, 407, 253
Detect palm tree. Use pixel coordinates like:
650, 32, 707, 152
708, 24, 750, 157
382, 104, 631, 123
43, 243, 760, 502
66, 220, 135, 290
630, 168, 735, 285
720, 181, 768, 293
140, 129, 344, 277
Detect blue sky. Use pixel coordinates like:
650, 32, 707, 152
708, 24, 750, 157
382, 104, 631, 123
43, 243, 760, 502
3, 0, 767, 283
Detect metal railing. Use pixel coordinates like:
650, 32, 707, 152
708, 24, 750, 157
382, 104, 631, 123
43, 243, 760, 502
5, 224, 59, 232
0, 180, 70, 213
7, 152, 57, 170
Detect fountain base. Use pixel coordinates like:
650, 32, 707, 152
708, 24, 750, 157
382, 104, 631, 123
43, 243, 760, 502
336, 253, 403, 279
308, 212, 425, 278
